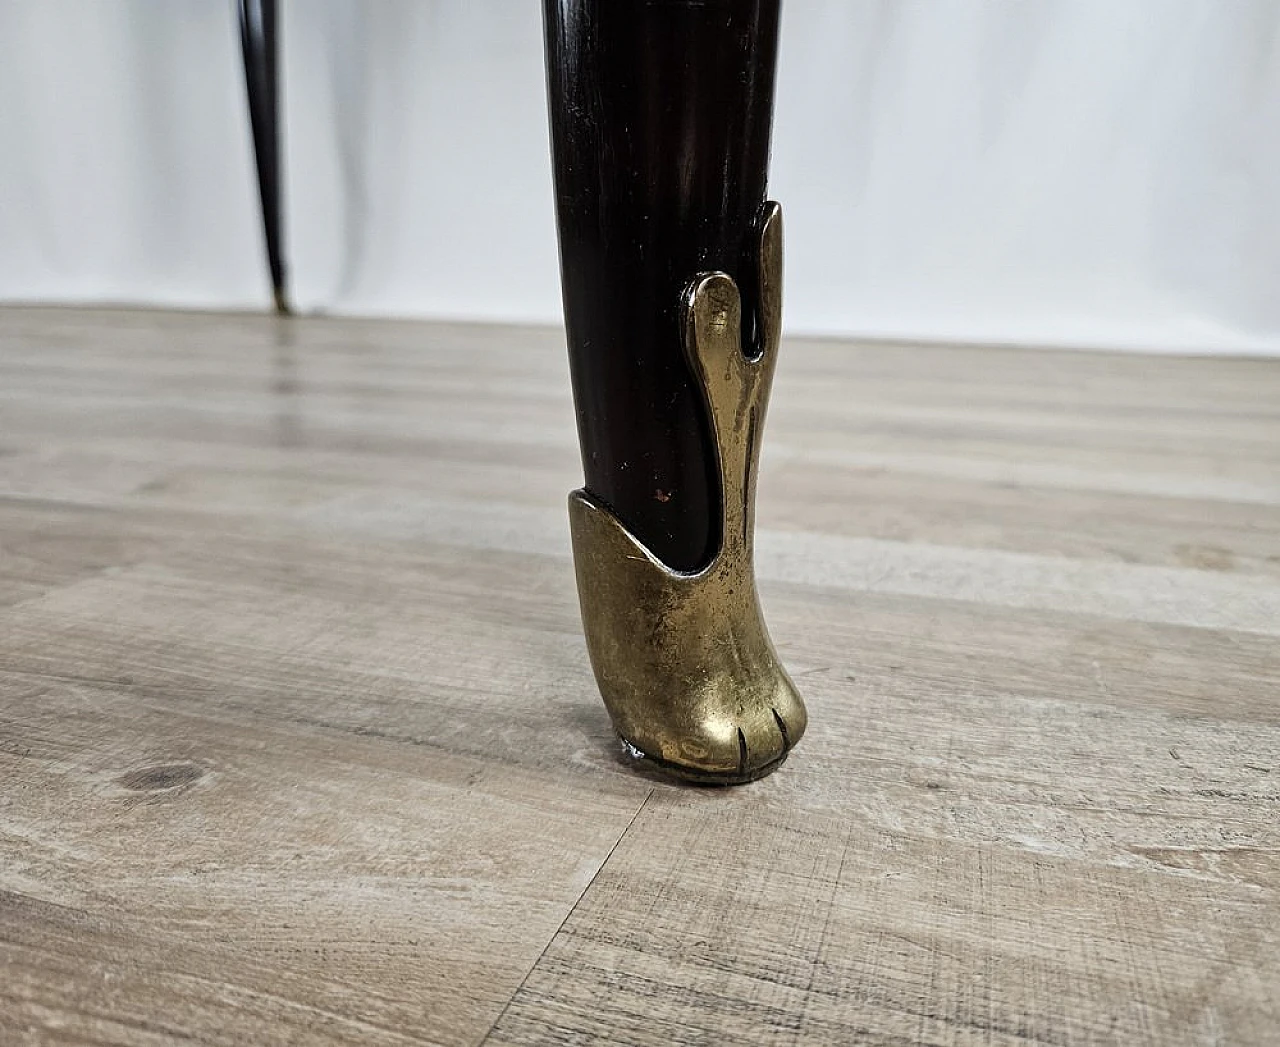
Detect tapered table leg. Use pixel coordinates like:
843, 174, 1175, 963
543, 0, 807, 783
238, 0, 289, 315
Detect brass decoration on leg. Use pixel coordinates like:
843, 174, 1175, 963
569, 202, 807, 784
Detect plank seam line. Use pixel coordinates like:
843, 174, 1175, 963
475, 787, 653, 1046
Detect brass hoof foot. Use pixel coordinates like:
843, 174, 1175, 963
619, 727, 796, 786
569, 203, 807, 785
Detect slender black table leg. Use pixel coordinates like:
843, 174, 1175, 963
238, 0, 289, 315
544, 0, 807, 783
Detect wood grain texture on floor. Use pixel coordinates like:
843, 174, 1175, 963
1, 307, 1277, 1046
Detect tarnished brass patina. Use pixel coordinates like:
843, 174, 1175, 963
569, 202, 806, 784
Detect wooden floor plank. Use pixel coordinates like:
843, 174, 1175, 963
487, 794, 1278, 1046
0, 674, 649, 1046
0, 307, 1277, 1045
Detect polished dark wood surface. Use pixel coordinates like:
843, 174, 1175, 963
543, 0, 781, 569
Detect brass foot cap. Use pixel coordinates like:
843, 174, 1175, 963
569, 202, 807, 786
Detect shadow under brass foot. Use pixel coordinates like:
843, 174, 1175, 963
570, 203, 807, 784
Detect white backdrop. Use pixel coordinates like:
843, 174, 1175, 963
2, 0, 1278, 354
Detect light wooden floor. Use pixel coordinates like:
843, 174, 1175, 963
1, 307, 1278, 1046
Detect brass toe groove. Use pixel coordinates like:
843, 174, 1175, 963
772, 708, 790, 751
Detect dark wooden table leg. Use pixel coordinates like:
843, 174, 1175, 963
544, 0, 807, 783
238, 0, 289, 315
543, 0, 781, 572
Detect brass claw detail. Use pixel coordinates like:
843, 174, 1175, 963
569, 202, 807, 784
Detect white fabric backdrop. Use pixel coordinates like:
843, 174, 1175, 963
2, 0, 1278, 354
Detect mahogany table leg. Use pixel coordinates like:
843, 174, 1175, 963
543, 0, 806, 783
238, 0, 289, 315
